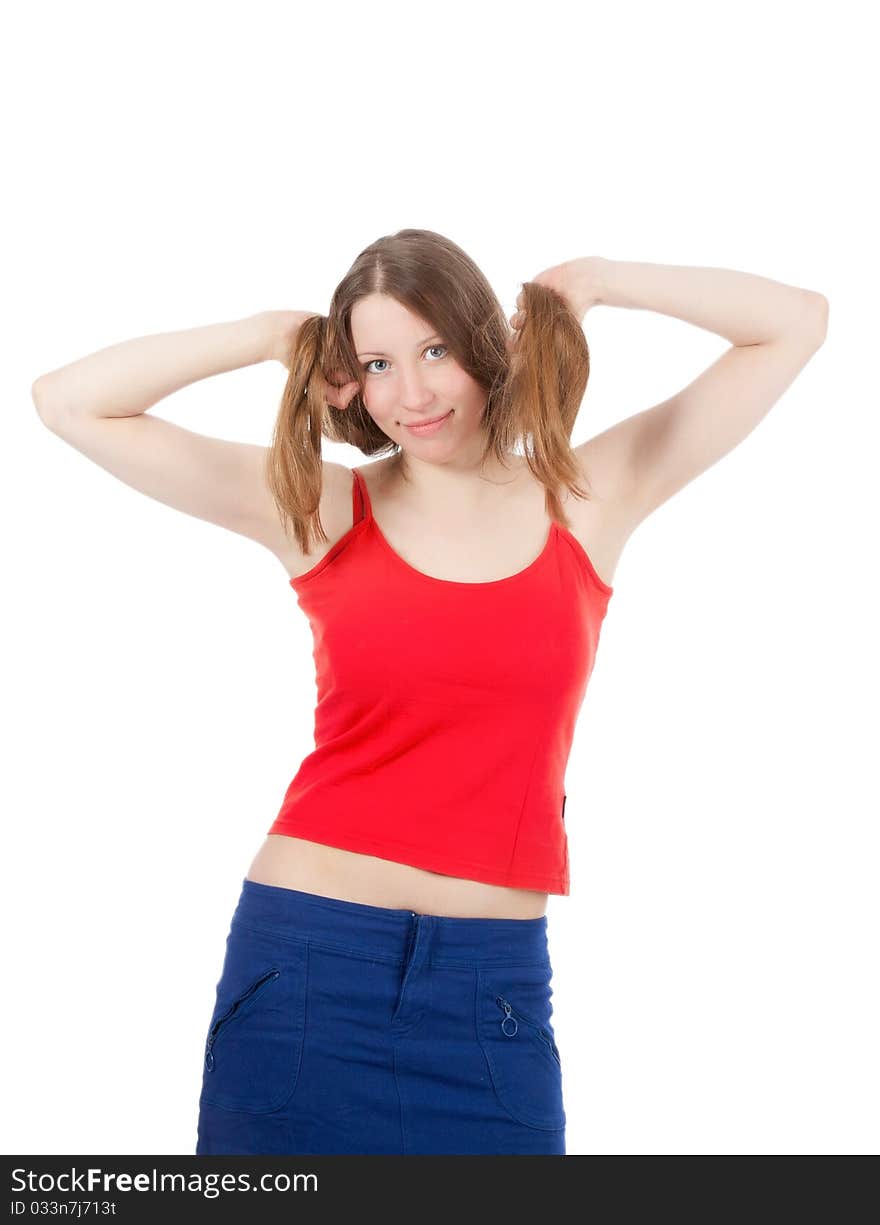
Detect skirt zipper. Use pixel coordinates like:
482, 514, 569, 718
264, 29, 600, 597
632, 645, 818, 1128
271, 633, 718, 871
495, 995, 560, 1064
204, 968, 280, 1072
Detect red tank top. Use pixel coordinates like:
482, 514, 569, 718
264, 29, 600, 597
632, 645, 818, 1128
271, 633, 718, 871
267, 465, 614, 894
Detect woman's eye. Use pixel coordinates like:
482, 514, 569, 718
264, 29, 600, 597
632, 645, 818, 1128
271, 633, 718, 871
363, 344, 447, 375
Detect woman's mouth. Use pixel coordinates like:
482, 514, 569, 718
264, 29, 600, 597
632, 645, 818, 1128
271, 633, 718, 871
403, 409, 454, 436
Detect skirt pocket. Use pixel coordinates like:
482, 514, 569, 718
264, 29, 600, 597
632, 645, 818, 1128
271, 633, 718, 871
199, 921, 308, 1114
475, 965, 565, 1131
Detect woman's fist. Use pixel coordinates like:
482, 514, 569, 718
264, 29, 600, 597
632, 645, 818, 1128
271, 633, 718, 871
265, 311, 361, 409
319, 372, 361, 411
509, 256, 606, 338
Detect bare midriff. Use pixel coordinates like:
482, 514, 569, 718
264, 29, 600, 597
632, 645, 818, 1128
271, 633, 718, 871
245, 835, 549, 919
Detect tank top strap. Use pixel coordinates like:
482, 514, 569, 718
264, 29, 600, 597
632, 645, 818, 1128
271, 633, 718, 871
351, 467, 373, 526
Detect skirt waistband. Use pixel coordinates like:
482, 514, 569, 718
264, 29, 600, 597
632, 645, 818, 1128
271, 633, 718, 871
231, 878, 550, 967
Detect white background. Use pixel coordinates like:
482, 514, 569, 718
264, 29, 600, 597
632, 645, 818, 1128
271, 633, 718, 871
3, 0, 877, 1156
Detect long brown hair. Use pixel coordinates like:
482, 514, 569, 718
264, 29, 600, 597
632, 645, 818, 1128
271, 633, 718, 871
265, 228, 595, 555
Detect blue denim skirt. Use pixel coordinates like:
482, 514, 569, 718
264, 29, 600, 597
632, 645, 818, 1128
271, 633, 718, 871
195, 878, 566, 1155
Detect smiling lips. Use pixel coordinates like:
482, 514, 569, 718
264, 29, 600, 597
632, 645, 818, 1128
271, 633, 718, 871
404, 409, 454, 435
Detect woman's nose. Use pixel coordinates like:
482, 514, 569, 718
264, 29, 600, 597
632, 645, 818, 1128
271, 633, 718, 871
398, 375, 435, 410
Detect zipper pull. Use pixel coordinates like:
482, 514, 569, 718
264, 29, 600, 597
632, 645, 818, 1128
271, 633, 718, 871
204, 1037, 215, 1071
496, 995, 518, 1037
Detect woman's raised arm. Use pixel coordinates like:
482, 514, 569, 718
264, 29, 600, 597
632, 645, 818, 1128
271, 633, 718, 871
31, 311, 298, 422
29, 311, 341, 560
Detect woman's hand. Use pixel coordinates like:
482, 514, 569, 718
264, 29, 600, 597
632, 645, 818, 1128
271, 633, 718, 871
508, 256, 607, 342
266, 310, 361, 410
265, 310, 316, 367
320, 371, 361, 411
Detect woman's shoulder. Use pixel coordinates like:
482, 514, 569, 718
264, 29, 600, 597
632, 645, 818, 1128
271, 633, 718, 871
267, 459, 360, 581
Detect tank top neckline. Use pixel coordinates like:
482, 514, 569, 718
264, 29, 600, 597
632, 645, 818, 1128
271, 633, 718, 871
354, 465, 566, 590
289, 466, 613, 595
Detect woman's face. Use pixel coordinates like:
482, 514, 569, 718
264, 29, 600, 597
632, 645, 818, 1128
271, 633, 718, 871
350, 293, 488, 455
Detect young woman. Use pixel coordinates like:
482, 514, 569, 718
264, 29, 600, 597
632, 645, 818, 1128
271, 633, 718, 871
32, 230, 828, 1155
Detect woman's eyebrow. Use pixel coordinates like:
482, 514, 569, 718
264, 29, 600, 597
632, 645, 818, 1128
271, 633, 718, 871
356, 334, 442, 358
